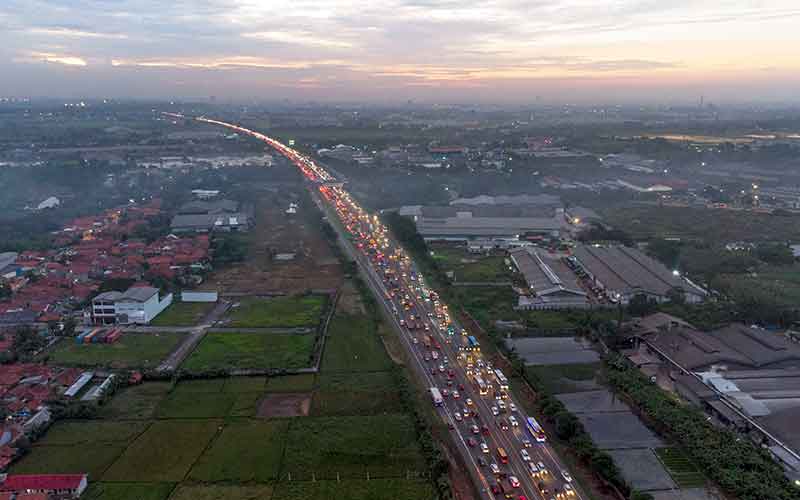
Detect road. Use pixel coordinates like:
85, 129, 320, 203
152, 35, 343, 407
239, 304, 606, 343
180, 112, 583, 500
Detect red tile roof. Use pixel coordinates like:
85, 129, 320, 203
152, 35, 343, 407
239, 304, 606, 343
0, 474, 86, 492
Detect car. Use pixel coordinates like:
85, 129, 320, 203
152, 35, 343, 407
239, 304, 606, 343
471, 425, 480, 435
509, 476, 520, 488
430, 368, 437, 375
477, 457, 487, 467
498, 419, 509, 431
458, 384, 465, 391
521, 449, 531, 461
447, 380, 454, 387
438, 364, 445, 373
537, 462, 547, 474
510, 403, 517, 412
442, 388, 449, 397
454, 412, 462, 422
521, 438, 532, 448
491, 406, 500, 416
490, 463, 501, 475
412, 337, 419, 344
537, 482, 548, 495
564, 484, 575, 496
423, 355, 430, 362
447, 422, 455, 430
518, 496, 527, 500
527, 462, 539, 476
491, 484, 501, 495
509, 416, 519, 427
466, 398, 474, 406
498, 401, 507, 412
561, 470, 573, 482
481, 425, 490, 436
480, 442, 490, 454
463, 406, 470, 416
467, 438, 477, 447
453, 391, 460, 399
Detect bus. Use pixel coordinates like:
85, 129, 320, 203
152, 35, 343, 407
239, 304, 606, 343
496, 447, 509, 464
474, 374, 489, 396
430, 387, 443, 406
494, 369, 509, 391
526, 417, 547, 442
466, 335, 480, 352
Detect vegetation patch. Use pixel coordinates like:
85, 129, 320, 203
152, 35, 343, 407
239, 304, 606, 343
189, 420, 288, 482
48, 333, 184, 369
526, 363, 601, 394
103, 420, 219, 482
312, 372, 403, 416
655, 447, 707, 488
322, 313, 393, 372
149, 301, 215, 326
33, 420, 149, 446
170, 484, 275, 500
12, 443, 126, 479
272, 478, 437, 500
183, 331, 316, 372
83, 482, 176, 500
430, 245, 511, 282
156, 391, 236, 419
266, 374, 316, 392
223, 376, 268, 393
99, 382, 172, 420
282, 415, 426, 479
227, 295, 327, 328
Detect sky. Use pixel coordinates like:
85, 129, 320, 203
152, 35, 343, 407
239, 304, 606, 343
3, 0, 800, 104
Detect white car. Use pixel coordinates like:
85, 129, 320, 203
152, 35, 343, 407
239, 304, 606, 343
527, 462, 539, 476
412, 337, 419, 344
521, 438, 532, 448
454, 412, 462, 422
510, 403, 517, 412
438, 364, 445, 373
521, 449, 531, 462
509, 416, 518, 427
498, 401, 506, 411
453, 391, 460, 399
564, 484, 575, 496
537, 462, 547, 474
509, 476, 520, 488
466, 398, 474, 406
480, 442, 490, 454
471, 425, 480, 434
490, 463, 501, 475
491, 406, 500, 416
561, 470, 573, 482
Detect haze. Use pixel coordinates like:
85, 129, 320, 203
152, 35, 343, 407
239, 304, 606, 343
3, 0, 800, 103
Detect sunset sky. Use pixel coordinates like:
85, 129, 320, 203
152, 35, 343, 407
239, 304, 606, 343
3, 0, 800, 103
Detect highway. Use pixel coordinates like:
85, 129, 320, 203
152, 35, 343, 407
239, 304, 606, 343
179, 112, 583, 500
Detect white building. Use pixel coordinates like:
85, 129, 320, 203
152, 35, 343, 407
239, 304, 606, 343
91, 287, 173, 325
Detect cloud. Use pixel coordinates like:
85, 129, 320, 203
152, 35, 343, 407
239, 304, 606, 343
242, 30, 354, 49
26, 51, 88, 66
26, 27, 128, 39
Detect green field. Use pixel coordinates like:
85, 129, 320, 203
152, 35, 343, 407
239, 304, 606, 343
322, 313, 393, 372
170, 484, 275, 500
282, 415, 426, 479
11, 443, 126, 479
84, 482, 176, 500
99, 381, 172, 420
183, 331, 316, 372
103, 420, 219, 482
266, 374, 316, 392
156, 391, 237, 418
431, 245, 511, 283
189, 420, 288, 482
228, 295, 327, 328
526, 363, 601, 394
150, 301, 215, 326
34, 420, 149, 446
272, 478, 437, 500
48, 333, 184, 369
312, 372, 403, 416
655, 447, 707, 488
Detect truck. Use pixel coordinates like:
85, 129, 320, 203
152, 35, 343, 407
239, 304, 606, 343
430, 387, 443, 406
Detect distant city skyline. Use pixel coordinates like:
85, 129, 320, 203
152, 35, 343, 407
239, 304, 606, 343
3, 0, 800, 103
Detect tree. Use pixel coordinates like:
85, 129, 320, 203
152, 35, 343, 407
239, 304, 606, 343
666, 286, 686, 305
554, 410, 581, 440
630, 491, 655, 500
627, 294, 658, 316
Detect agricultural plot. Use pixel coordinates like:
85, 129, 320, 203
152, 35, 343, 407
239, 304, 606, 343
33, 421, 149, 446
48, 333, 184, 369
655, 447, 707, 488
282, 415, 426, 479
11, 443, 126, 479
431, 245, 511, 283
170, 484, 275, 500
227, 295, 327, 328
149, 301, 215, 326
312, 371, 403, 416
265, 373, 316, 392
156, 391, 236, 419
322, 313, 393, 372
527, 362, 602, 394
183, 331, 316, 372
98, 381, 172, 420
83, 482, 176, 500
272, 478, 437, 500
189, 420, 288, 482
103, 420, 219, 482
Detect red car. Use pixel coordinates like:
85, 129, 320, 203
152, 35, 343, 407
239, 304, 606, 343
467, 438, 477, 447
491, 484, 501, 495
458, 384, 465, 391
481, 425, 490, 436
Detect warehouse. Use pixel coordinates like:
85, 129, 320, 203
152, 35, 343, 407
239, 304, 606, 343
91, 286, 173, 325
509, 248, 589, 309
413, 205, 564, 241
571, 244, 706, 304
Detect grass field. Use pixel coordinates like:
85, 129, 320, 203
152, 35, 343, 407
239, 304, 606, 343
272, 478, 437, 500
103, 420, 219, 482
11, 443, 126, 479
48, 333, 184, 369
189, 420, 288, 482
183, 331, 316, 372
170, 484, 275, 500
266, 374, 316, 392
322, 313, 393, 372
228, 295, 327, 328
431, 245, 511, 283
526, 363, 601, 394
312, 372, 403, 416
34, 421, 149, 446
99, 382, 172, 420
149, 302, 215, 326
83, 482, 176, 500
156, 391, 237, 419
282, 415, 426, 479
655, 447, 707, 488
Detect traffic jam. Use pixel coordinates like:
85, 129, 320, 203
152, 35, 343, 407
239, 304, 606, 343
320, 184, 579, 500
184, 114, 581, 500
